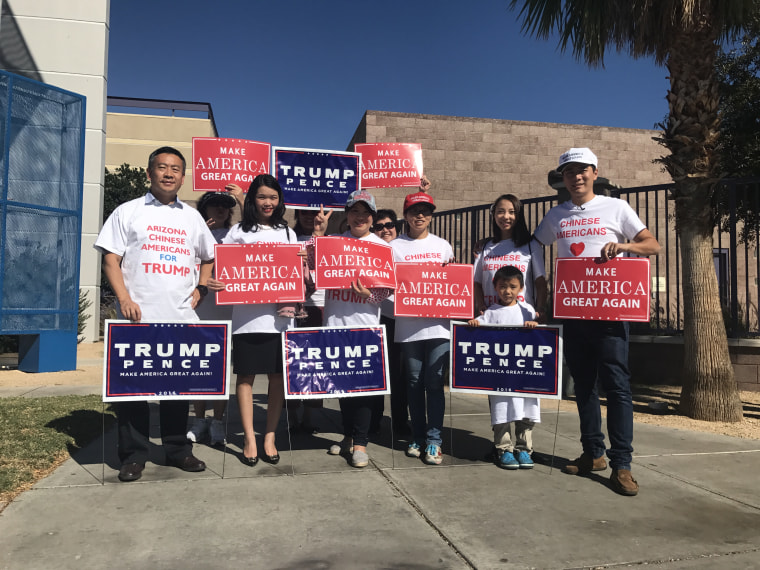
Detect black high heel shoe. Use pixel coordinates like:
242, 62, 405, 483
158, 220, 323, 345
242, 455, 259, 467
262, 453, 280, 465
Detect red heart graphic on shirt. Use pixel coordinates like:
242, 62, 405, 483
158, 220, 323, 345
570, 242, 585, 256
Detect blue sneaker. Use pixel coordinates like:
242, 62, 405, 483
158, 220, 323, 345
515, 450, 534, 469
499, 451, 519, 470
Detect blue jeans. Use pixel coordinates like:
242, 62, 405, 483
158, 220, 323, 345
563, 320, 633, 470
401, 338, 449, 447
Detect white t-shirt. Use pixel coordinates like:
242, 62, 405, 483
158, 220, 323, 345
323, 231, 388, 327
391, 233, 455, 343
222, 223, 296, 334
476, 302, 541, 424
474, 238, 546, 307
196, 226, 233, 321
534, 195, 646, 258
94, 193, 216, 322
477, 302, 536, 326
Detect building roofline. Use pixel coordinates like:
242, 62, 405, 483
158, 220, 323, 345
107, 96, 218, 136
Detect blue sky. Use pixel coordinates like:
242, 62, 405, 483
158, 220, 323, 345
107, 0, 670, 152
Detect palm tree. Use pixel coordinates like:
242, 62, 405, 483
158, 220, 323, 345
509, 0, 755, 421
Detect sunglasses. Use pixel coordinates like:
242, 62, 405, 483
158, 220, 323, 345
373, 222, 396, 232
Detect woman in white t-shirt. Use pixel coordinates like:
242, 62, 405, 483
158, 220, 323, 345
309, 190, 392, 468
371, 208, 408, 436
286, 209, 326, 434
187, 191, 237, 447
209, 174, 296, 467
391, 191, 455, 465
472, 193, 547, 468
473, 194, 547, 316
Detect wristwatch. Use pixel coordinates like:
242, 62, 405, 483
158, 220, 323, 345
196, 285, 209, 297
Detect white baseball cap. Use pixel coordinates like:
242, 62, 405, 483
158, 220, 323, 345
558, 148, 598, 171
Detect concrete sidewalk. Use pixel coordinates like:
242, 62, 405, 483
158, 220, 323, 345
1, 377, 760, 569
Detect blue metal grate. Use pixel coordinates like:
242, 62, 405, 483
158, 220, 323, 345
0, 70, 85, 334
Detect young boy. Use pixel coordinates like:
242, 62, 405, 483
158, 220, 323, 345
468, 265, 540, 470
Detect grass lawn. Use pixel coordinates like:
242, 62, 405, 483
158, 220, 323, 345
0, 395, 115, 507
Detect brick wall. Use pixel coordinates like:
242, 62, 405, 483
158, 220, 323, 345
348, 110, 671, 214
629, 337, 760, 393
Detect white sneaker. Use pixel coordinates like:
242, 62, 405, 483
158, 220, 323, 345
209, 419, 226, 446
351, 449, 369, 468
186, 417, 208, 443
406, 442, 422, 458
328, 438, 353, 455
424, 444, 443, 465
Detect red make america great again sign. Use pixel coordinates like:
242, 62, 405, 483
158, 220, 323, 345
214, 243, 304, 304
314, 236, 395, 289
553, 257, 650, 321
192, 138, 270, 192
354, 143, 423, 189
394, 263, 474, 319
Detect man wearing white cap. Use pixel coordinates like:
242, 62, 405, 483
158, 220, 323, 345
534, 148, 660, 496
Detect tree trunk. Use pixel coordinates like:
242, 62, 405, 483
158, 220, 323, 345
658, 19, 743, 422
676, 209, 743, 421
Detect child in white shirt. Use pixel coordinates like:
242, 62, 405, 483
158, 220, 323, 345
468, 265, 540, 470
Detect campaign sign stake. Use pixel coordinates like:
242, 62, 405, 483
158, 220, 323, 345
192, 138, 270, 191
103, 321, 231, 402
354, 143, 423, 189
214, 243, 304, 305
553, 257, 650, 321
283, 326, 389, 399
450, 322, 562, 399
394, 262, 473, 319
274, 146, 360, 209
314, 236, 395, 289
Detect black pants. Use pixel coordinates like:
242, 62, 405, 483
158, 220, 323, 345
117, 400, 192, 465
338, 397, 373, 447
370, 315, 408, 431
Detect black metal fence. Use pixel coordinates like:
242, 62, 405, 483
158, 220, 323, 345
430, 179, 760, 338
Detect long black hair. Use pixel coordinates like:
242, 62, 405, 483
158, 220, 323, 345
241, 174, 288, 232
490, 194, 531, 247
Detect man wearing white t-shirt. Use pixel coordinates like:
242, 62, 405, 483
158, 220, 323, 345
95, 147, 217, 482
534, 148, 660, 496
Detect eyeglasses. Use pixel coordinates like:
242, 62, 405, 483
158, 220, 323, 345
373, 222, 396, 232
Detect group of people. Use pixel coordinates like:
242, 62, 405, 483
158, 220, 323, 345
96, 145, 659, 497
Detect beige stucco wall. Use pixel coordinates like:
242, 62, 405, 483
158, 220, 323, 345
106, 112, 217, 203
349, 110, 672, 214
0, 0, 109, 342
